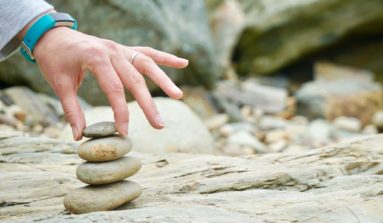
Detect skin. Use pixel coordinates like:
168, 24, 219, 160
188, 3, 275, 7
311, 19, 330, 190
17, 10, 188, 140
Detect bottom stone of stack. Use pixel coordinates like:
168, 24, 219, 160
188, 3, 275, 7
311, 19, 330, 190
63, 180, 142, 214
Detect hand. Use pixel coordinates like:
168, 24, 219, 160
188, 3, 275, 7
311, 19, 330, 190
32, 27, 188, 140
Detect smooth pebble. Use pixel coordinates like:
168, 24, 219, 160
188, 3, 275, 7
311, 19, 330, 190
64, 180, 142, 214
76, 156, 141, 185
82, 122, 117, 138
78, 136, 132, 162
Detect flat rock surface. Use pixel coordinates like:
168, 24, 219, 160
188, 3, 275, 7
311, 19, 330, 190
1, 131, 383, 222
78, 136, 132, 162
64, 180, 142, 214
76, 156, 141, 185
82, 122, 117, 138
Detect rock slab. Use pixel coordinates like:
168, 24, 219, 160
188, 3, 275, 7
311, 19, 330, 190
63, 180, 142, 214
76, 156, 141, 185
2, 131, 383, 222
78, 136, 132, 162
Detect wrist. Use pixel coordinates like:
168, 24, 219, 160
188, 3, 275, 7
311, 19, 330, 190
19, 12, 78, 63
33, 26, 72, 61
17, 9, 56, 41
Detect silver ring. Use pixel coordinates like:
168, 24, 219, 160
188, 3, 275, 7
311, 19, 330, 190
130, 52, 140, 65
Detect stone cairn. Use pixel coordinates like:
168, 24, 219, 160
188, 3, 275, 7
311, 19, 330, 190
63, 122, 142, 214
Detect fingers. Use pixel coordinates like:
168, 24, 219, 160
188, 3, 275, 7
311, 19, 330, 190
127, 51, 183, 100
91, 60, 129, 135
111, 54, 164, 129
131, 46, 188, 68
55, 76, 86, 141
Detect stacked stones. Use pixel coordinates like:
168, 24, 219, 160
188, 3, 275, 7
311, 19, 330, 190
64, 122, 142, 214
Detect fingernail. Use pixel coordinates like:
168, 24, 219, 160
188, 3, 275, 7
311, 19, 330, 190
122, 122, 129, 135
155, 115, 165, 128
177, 57, 188, 61
72, 127, 80, 141
175, 86, 182, 94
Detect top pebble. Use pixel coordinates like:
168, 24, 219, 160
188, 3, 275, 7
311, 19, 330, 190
82, 122, 117, 138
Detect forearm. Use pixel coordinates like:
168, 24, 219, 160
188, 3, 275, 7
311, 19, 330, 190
0, 0, 53, 61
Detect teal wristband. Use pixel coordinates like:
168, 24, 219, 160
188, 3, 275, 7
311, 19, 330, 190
20, 13, 77, 63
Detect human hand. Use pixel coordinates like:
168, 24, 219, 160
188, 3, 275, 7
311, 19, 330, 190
32, 27, 188, 140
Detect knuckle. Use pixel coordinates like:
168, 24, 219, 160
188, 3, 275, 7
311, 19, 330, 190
87, 45, 104, 58
113, 106, 127, 117
85, 45, 107, 66
54, 81, 66, 95
139, 56, 155, 74
63, 105, 77, 123
141, 55, 154, 65
142, 46, 153, 52
128, 74, 145, 88
103, 40, 120, 53
107, 79, 125, 94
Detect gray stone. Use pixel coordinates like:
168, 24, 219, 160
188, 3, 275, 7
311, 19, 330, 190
0, 87, 59, 126
307, 119, 334, 147
211, 92, 244, 122
314, 62, 374, 82
295, 80, 383, 124
61, 98, 215, 154
82, 122, 117, 138
220, 122, 256, 136
362, 124, 379, 135
215, 81, 287, 113
204, 114, 229, 130
181, 87, 218, 120
333, 116, 362, 132
78, 136, 132, 162
227, 130, 268, 153
372, 110, 383, 130
76, 156, 141, 185
63, 180, 142, 214
258, 116, 288, 130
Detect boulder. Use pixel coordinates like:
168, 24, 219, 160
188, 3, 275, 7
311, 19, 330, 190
295, 79, 383, 124
60, 98, 215, 154
209, 0, 383, 75
0, 0, 220, 105
0, 87, 60, 126
1, 130, 383, 222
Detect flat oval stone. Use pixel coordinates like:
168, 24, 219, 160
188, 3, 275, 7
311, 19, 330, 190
82, 122, 117, 138
64, 180, 142, 214
78, 136, 132, 162
76, 156, 141, 185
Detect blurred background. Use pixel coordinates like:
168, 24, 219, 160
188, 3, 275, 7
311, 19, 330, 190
0, 0, 382, 155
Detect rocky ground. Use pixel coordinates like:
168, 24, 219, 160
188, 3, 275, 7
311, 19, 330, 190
0, 129, 383, 222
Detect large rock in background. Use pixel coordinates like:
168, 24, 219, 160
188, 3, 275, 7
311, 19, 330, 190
60, 98, 215, 154
209, 0, 383, 75
0, 0, 220, 105
1, 130, 383, 222
295, 78, 383, 125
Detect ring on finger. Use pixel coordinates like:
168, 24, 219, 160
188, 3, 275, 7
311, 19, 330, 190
130, 52, 141, 65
